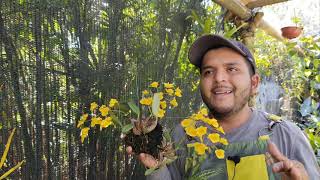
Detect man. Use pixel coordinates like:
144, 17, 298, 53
127, 34, 320, 179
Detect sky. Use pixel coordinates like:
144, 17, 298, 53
261, 0, 320, 36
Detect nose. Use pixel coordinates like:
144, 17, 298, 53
213, 69, 228, 83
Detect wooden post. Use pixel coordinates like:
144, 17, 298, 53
246, 0, 288, 9
213, 0, 251, 20
213, 0, 284, 42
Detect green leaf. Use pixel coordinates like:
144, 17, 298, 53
110, 114, 122, 127
144, 167, 157, 176
0, 128, 16, 169
191, 10, 203, 29
196, 166, 224, 179
304, 69, 312, 77
163, 130, 171, 142
203, 19, 211, 34
118, 103, 130, 113
151, 93, 160, 117
315, 75, 320, 82
224, 23, 247, 38
314, 59, 320, 68
128, 101, 140, 115
0, 160, 25, 179
121, 124, 133, 134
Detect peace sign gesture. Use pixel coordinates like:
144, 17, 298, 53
268, 141, 309, 180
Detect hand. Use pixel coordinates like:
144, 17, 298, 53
267, 141, 309, 180
126, 146, 159, 169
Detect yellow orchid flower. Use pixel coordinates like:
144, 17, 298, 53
159, 92, 164, 100
80, 113, 89, 121
181, 118, 195, 128
77, 119, 85, 128
196, 126, 207, 141
77, 113, 88, 128
188, 142, 208, 155
207, 118, 219, 128
166, 88, 174, 96
194, 143, 208, 155
157, 109, 165, 118
219, 138, 229, 145
174, 87, 182, 97
208, 133, 220, 143
170, 98, 178, 107
185, 127, 197, 137
140, 97, 152, 106
150, 82, 159, 88
215, 149, 225, 159
194, 113, 204, 120
91, 117, 102, 127
142, 90, 149, 95
80, 127, 90, 143
99, 105, 110, 116
160, 101, 167, 109
217, 126, 225, 134
90, 102, 98, 112
109, 98, 118, 108
100, 117, 113, 130
199, 108, 208, 115
164, 82, 174, 88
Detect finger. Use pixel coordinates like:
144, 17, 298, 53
126, 146, 134, 155
138, 153, 159, 169
267, 141, 287, 162
272, 159, 293, 173
273, 160, 309, 180
265, 152, 275, 165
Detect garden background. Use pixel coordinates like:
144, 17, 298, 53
0, 0, 319, 179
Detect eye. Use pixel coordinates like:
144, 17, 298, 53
228, 67, 238, 72
202, 70, 213, 76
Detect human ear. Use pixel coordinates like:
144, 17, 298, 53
250, 74, 260, 95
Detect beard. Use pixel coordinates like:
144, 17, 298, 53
201, 86, 251, 120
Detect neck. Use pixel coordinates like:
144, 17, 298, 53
211, 105, 252, 133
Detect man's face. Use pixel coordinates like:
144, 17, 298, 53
200, 47, 259, 119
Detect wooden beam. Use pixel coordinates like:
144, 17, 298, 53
213, 0, 251, 20
213, 0, 284, 41
247, 0, 289, 9
258, 19, 284, 40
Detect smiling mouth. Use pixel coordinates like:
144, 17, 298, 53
214, 90, 232, 95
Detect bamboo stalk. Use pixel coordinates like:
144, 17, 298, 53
213, 0, 251, 20
258, 18, 284, 40
214, 0, 284, 40
247, 0, 289, 9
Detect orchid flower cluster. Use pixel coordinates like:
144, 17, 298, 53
181, 108, 228, 159
77, 99, 119, 143
77, 81, 182, 142
139, 81, 182, 120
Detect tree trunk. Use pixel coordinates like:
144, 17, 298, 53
43, 15, 52, 180
33, 5, 44, 179
0, 10, 35, 179
71, 0, 92, 178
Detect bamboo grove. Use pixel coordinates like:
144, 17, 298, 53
0, 0, 225, 179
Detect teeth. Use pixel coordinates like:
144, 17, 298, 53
215, 91, 231, 94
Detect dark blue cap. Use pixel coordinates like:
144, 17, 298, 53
188, 34, 256, 74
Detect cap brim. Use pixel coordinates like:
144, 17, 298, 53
188, 35, 247, 67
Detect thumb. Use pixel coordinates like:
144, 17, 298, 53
138, 153, 159, 169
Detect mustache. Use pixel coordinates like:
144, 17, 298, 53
211, 84, 234, 90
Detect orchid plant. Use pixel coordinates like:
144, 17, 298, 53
77, 82, 228, 177
181, 108, 228, 179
